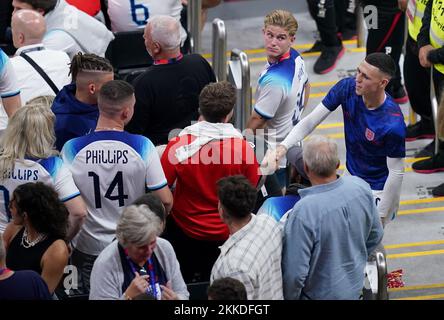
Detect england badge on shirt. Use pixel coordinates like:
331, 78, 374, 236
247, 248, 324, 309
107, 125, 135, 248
365, 128, 375, 141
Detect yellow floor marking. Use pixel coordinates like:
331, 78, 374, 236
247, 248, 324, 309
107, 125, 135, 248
398, 207, 444, 216
393, 293, 444, 300
389, 283, 444, 292
385, 239, 444, 250
387, 249, 444, 259
400, 197, 444, 206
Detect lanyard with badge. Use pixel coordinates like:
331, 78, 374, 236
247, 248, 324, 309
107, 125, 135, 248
124, 250, 161, 300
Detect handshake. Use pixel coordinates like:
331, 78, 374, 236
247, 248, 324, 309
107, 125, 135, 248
260, 144, 288, 175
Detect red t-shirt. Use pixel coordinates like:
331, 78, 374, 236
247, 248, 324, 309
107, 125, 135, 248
66, 0, 101, 16
161, 135, 261, 241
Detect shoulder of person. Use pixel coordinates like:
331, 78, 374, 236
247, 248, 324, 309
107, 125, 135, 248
3, 224, 22, 247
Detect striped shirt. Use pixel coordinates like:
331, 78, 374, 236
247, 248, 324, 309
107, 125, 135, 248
210, 214, 283, 300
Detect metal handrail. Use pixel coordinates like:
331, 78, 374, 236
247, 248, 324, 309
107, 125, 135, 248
376, 250, 388, 300
356, 5, 365, 48
430, 67, 439, 155
230, 49, 251, 131
212, 18, 227, 82
187, 0, 202, 53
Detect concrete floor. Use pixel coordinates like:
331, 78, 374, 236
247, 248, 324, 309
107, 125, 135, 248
202, 0, 444, 300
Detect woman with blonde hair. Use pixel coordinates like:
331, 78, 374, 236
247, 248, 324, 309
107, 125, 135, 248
0, 104, 86, 240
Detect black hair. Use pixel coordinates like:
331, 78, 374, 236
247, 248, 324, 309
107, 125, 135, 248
208, 277, 247, 300
15, 0, 57, 14
99, 80, 134, 103
132, 193, 166, 224
365, 52, 396, 79
13, 182, 69, 240
69, 52, 113, 81
217, 175, 257, 219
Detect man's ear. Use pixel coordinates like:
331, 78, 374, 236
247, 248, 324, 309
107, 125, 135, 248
88, 83, 96, 95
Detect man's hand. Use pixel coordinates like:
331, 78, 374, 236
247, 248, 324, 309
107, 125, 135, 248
261, 145, 288, 175
419, 45, 434, 68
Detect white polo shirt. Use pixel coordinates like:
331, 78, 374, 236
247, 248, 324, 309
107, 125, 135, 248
11, 44, 71, 104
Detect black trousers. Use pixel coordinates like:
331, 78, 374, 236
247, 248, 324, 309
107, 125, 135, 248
404, 36, 433, 122
307, 0, 342, 47
162, 215, 225, 283
365, 7, 405, 90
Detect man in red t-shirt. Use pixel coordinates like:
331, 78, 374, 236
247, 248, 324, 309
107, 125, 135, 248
161, 81, 261, 283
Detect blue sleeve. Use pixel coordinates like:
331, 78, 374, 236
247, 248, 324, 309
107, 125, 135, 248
321, 78, 351, 111
282, 207, 314, 300
385, 125, 406, 158
366, 203, 384, 255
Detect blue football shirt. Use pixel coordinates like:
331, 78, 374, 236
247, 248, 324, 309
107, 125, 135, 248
322, 77, 406, 190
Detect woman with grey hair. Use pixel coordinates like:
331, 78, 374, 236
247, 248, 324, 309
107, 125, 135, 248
89, 205, 189, 300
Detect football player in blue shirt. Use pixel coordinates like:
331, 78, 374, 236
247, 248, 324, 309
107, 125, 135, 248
266, 53, 406, 226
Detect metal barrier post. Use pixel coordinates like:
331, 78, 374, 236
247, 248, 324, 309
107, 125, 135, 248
376, 251, 388, 300
188, 0, 202, 53
356, 5, 365, 48
228, 49, 251, 131
212, 18, 227, 82
431, 67, 439, 155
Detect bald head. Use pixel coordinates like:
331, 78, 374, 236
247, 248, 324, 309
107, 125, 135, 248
12, 9, 46, 48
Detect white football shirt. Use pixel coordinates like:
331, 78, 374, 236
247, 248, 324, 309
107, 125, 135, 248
61, 130, 167, 255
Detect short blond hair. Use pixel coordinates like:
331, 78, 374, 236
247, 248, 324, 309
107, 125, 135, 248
264, 9, 298, 37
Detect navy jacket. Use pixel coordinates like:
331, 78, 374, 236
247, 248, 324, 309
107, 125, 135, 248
52, 84, 99, 151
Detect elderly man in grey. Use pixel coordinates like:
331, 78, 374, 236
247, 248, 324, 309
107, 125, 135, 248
125, 15, 215, 146
282, 135, 383, 300
89, 205, 189, 300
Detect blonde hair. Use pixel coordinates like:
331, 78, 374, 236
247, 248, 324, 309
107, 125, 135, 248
264, 9, 298, 37
25, 95, 55, 106
0, 104, 57, 180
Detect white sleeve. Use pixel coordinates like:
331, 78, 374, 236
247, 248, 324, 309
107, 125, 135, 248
280, 102, 332, 150
378, 157, 404, 220
54, 162, 81, 202
146, 146, 168, 191
0, 52, 20, 99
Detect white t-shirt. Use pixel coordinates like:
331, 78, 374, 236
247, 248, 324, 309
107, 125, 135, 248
0, 156, 81, 232
254, 48, 308, 167
0, 49, 21, 130
11, 44, 71, 104
61, 130, 168, 255
107, 0, 187, 44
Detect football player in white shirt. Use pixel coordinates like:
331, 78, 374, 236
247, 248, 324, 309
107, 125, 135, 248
0, 104, 87, 240
0, 48, 22, 129
61, 80, 173, 292
106, 0, 187, 45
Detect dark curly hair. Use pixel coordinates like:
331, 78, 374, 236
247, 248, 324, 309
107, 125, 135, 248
69, 52, 114, 81
217, 175, 257, 219
208, 277, 247, 300
13, 182, 69, 240
199, 81, 236, 123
